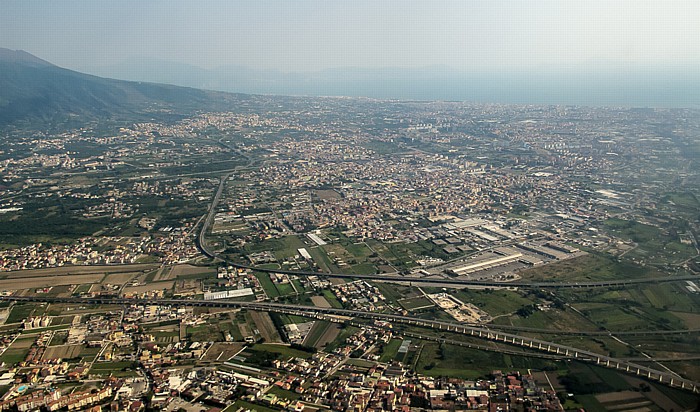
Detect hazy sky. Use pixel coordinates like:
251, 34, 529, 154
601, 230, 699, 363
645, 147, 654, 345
2, 0, 699, 73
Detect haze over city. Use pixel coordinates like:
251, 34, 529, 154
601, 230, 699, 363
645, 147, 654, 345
2, 0, 700, 106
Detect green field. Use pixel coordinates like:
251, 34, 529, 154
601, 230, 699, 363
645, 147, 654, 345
72, 284, 92, 295
452, 289, 534, 317
301, 245, 328, 271
519, 253, 659, 282
398, 296, 434, 311
247, 344, 314, 360
275, 282, 295, 296
349, 263, 377, 275
504, 308, 598, 332
267, 385, 301, 401
90, 361, 136, 370
0, 348, 30, 365
255, 273, 281, 298
324, 325, 360, 353
373, 282, 414, 304
322, 290, 343, 309
415, 342, 495, 379
603, 218, 698, 263
378, 338, 402, 362
291, 279, 306, 293
303, 320, 332, 348
245, 235, 307, 261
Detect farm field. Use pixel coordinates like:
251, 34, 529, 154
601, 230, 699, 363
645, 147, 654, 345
0, 264, 158, 279
41, 344, 83, 360
0, 274, 105, 290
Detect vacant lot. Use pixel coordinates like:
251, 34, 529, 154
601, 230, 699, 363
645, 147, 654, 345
315, 190, 342, 200
398, 296, 434, 311
103, 272, 139, 285
122, 281, 174, 294
42, 344, 83, 360
203, 342, 245, 362
310, 295, 332, 308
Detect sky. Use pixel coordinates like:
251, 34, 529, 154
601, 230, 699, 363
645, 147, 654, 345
2, 0, 699, 73
2, 1, 699, 107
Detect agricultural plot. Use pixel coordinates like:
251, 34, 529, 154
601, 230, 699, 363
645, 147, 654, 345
246, 235, 308, 261
246, 343, 314, 360
451, 289, 534, 317
170, 264, 217, 279
378, 338, 402, 362
302, 320, 340, 350
0, 274, 105, 291
373, 283, 414, 304
41, 344, 83, 361
202, 342, 245, 362
307, 246, 333, 273
275, 282, 295, 296
254, 273, 280, 298
249, 310, 282, 343
1, 264, 157, 279
0, 347, 31, 365
414, 340, 559, 380
504, 308, 598, 333
5, 304, 36, 323
321, 290, 343, 309
102, 272, 139, 285
0, 336, 35, 364
310, 296, 332, 308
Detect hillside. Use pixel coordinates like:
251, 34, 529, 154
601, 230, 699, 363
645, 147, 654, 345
0, 48, 243, 126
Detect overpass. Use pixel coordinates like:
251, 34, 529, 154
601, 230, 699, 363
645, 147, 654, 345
3, 295, 698, 394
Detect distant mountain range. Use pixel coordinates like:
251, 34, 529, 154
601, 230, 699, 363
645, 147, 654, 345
0, 48, 244, 127
1, 48, 699, 128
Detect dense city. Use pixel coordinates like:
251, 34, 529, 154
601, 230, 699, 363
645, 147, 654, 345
1, 98, 699, 411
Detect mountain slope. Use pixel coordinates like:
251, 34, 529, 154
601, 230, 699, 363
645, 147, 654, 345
0, 48, 243, 126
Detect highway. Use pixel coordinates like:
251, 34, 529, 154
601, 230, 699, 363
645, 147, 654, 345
194, 171, 700, 289
2, 294, 698, 394
198, 171, 233, 256
474, 324, 700, 337
198, 235, 700, 289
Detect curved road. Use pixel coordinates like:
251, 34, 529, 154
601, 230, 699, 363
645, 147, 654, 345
198, 211, 699, 289
196, 171, 699, 289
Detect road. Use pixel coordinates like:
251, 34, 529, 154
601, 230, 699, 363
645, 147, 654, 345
194, 171, 700, 289
198, 171, 234, 257
2, 294, 698, 394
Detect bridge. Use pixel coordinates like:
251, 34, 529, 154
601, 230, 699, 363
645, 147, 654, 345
3, 295, 698, 393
